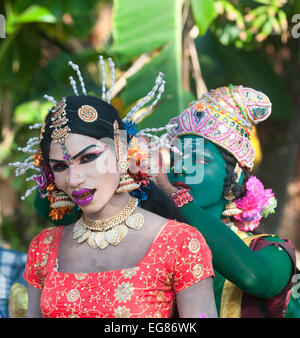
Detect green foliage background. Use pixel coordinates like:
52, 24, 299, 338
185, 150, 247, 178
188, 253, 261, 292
0, 0, 299, 251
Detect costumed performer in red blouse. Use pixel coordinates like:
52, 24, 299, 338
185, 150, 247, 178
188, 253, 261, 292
11, 58, 217, 318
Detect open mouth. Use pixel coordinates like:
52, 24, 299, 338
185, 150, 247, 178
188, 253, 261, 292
72, 189, 96, 206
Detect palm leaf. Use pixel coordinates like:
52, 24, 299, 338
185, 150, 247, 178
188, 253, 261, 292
112, 0, 194, 129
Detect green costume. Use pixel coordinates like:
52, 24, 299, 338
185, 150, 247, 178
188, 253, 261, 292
168, 137, 295, 317
158, 85, 297, 317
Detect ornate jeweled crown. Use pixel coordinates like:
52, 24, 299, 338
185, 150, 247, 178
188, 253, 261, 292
165, 85, 272, 170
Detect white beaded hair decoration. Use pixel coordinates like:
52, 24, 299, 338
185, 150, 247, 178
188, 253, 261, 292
9, 56, 178, 201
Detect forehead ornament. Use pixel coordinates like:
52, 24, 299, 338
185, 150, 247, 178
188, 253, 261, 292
77, 105, 98, 123
48, 96, 72, 163
49, 97, 70, 143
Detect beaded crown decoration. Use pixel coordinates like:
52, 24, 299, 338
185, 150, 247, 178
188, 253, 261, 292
9, 56, 177, 202
165, 85, 272, 170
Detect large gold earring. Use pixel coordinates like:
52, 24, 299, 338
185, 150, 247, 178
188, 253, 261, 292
222, 163, 243, 217
113, 120, 140, 193
222, 199, 242, 217
49, 191, 76, 221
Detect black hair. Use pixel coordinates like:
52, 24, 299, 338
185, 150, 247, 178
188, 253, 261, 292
140, 180, 188, 223
40, 95, 123, 164
217, 145, 264, 234
41, 95, 187, 224
216, 145, 251, 200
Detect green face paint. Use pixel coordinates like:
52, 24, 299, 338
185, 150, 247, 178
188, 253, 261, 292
167, 135, 228, 219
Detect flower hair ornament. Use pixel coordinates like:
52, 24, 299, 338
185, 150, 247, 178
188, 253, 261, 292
9, 56, 177, 223
232, 175, 277, 232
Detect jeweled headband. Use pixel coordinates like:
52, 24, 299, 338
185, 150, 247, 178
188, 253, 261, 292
165, 85, 272, 170
40, 95, 124, 165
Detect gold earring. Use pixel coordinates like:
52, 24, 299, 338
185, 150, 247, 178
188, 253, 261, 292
222, 163, 243, 217
116, 173, 140, 193
222, 200, 242, 217
113, 120, 140, 193
49, 191, 75, 221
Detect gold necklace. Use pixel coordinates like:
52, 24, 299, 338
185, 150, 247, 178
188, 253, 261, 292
81, 196, 138, 231
72, 196, 144, 249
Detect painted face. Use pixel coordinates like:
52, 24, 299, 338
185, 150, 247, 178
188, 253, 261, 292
167, 135, 227, 217
49, 133, 120, 218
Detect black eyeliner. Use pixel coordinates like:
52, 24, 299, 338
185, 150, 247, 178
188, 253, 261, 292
80, 151, 103, 164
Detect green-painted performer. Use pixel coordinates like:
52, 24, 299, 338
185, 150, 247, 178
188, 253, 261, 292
154, 84, 298, 318
12, 75, 299, 317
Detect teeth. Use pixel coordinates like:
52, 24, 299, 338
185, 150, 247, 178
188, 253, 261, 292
76, 190, 94, 199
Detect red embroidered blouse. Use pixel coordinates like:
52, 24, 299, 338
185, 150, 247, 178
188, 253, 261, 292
24, 220, 214, 318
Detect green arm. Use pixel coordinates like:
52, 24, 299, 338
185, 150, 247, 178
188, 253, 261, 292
188, 205, 293, 298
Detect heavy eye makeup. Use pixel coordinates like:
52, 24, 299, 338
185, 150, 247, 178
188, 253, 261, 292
50, 151, 103, 172
79, 151, 103, 164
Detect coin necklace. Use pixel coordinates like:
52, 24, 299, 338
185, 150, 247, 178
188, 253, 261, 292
72, 196, 144, 249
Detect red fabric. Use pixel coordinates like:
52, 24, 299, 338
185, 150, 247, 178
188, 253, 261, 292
24, 220, 214, 318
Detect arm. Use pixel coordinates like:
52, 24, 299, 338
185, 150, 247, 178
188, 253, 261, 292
156, 153, 294, 298
188, 204, 293, 298
26, 284, 43, 318
176, 277, 218, 318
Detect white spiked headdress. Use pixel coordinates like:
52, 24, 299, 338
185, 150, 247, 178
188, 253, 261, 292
9, 56, 176, 201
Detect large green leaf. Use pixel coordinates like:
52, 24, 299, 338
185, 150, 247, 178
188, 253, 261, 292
195, 31, 292, 121
113, 0, 181, 64
191, 0, 217, 35
14, 100, 52, 124
112, 0, 194, 129
6, 5, 57, 33
13, 5, 57, 23
123, 44, 194, 129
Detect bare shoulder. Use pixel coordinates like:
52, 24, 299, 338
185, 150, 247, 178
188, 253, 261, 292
137, 207, 169, 235
136, 207, 197, 239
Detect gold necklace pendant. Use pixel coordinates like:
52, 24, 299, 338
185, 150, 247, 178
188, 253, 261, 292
105, 224, 128, 246
125, 213, 144, 229
72, 197, 145, 249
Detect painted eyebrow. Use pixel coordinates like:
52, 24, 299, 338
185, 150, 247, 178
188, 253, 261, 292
49, 144, 100, 163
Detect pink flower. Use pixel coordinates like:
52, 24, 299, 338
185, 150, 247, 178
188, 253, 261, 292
233, 176, 274, 232
34, 168, 54, 194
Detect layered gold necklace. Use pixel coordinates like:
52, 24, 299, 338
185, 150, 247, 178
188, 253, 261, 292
72, 196, 144, 249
